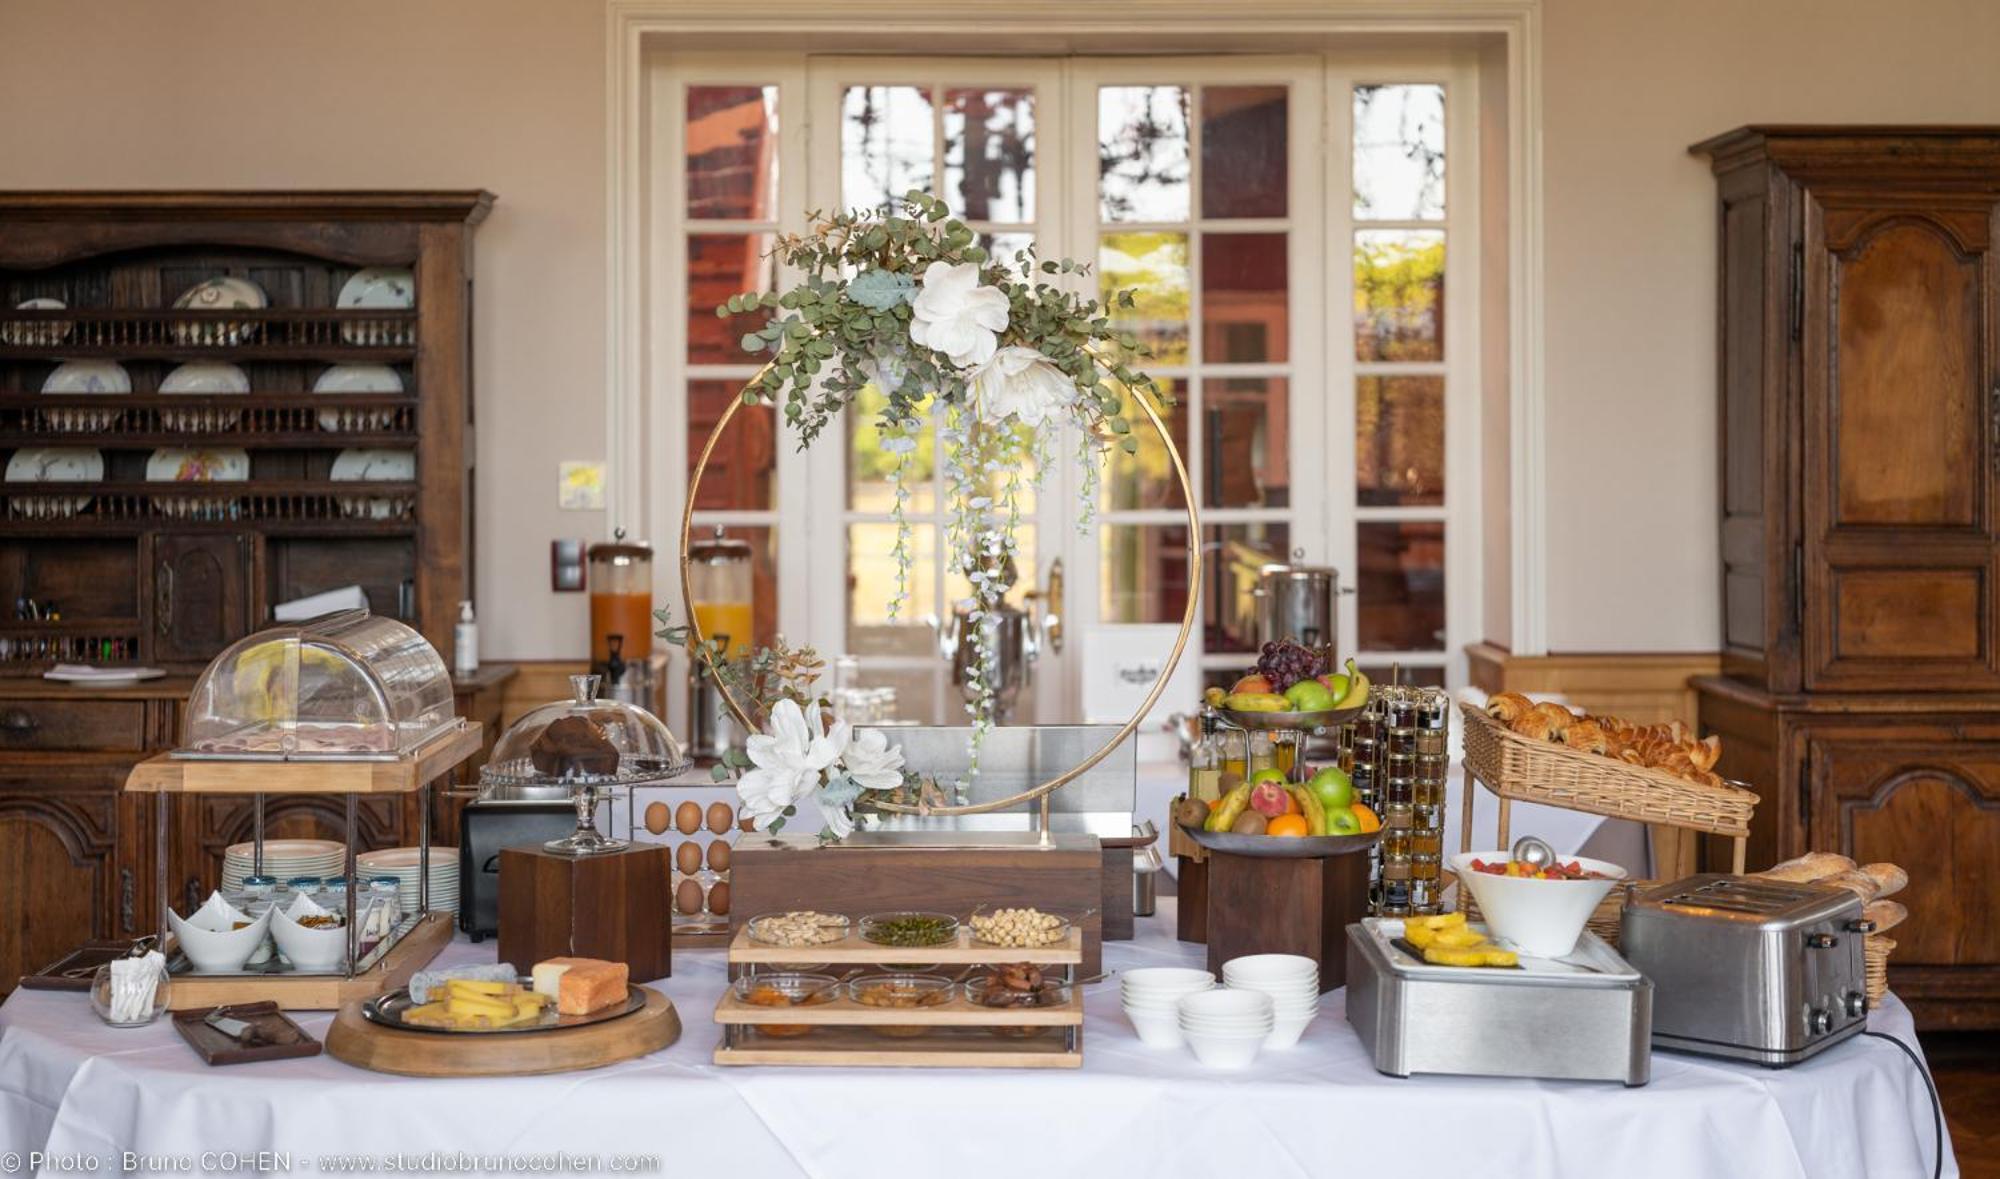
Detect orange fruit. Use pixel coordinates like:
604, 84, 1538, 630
1283, 791, 1302, 816
1350, 803, 1382, 834
1266, 814, 1310, 838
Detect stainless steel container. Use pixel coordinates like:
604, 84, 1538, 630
1345, 918, 1653, 1085
1619, 874, 1869, 1067
1253, 563, 1343, 655
939, 602, 1038, 723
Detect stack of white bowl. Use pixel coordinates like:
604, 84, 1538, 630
1222, 953, 1322, 1049
1176, 988, 1276, 1069
220, 839, 344, 892
356, 847, 459, 915
1120, 967, 1216, 1048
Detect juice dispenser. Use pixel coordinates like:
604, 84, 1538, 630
687, 528, 754, 758
589, 531, 656, 709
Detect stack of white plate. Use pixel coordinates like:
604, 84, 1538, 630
1222, 953, 1321, 1049
356, 846, 458, 914
221, 839, 345, 892
1177, 988, 1276, 1069
1120, 966, 1216, 1049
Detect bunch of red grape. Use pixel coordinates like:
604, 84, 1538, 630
1255, 640, 1326, 692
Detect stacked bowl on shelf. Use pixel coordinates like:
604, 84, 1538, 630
1221, 954, 1321, 1049
1120, 953, 1323, 1068
1177, 989, 1276, 1069
1119, 967, 1216, 1048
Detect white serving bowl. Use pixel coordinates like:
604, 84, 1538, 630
1181, 1025, 1270, 1069
167, 905, 271, 974
1262, 1015, 1316, 1051
1450, 850, 1627, 958
1222, 953, 1319, 980
1178, 987, 1274, 1021
1123, 967, 1215, 992
1124, 1008, 1187, 1048
272, 906, 350, 972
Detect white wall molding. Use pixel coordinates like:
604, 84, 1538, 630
604, 0, 1548, 654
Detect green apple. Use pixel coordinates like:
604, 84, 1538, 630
1247, 768, 1289, 788
1283, 679, 1337, 711
1316, 672, 1350, 698
1307, 766, 1355, 812
1326, 807, 1364, 836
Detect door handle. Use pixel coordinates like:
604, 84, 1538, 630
1023, 558, 1064, 654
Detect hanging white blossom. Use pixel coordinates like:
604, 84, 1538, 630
909, 261, 1009, 368
969, 345, 1074, 428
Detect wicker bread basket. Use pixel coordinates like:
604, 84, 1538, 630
1459, 701, 1757, 838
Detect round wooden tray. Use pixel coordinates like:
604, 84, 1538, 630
1176, 823, 1379, 859
327, 985, 680, 1076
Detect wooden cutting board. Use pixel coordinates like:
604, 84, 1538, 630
325, 985, 680, 1076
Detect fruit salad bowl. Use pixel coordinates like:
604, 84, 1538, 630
1175, 824, 1380, 859
1216, 702, 1369, 733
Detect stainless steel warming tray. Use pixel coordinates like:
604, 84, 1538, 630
1345, 918, 1652, 1085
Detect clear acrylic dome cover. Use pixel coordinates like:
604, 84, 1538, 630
179, 611, 456, 760
481, 674, 690, 788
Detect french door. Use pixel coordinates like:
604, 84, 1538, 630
656, 50, 1479, 727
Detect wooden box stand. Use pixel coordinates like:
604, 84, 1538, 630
499, 842, 672, 982
1204, 849, 1368, 993
728, 833, 1105, 975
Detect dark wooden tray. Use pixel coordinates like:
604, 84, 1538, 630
19, 940, 144, 991
172, 1002, 323, 1066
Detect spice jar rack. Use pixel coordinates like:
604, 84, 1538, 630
713, 923, 1084, 1069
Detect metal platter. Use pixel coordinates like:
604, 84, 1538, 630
1176, 823, 1380, 859
362, 981, 647, 1035
1216, 702, 1368, 732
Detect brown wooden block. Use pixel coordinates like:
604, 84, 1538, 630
1204, 849, 1368, 992
728, 834, 1104, 976
1176, 855, 1209, 944
1099, 845, 1134, 941
499, 843, 671, 982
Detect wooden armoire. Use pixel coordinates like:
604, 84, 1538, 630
1691, 128, 2000, 1029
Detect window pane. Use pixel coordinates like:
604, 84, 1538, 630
843, 85, 933, 212
687, 380, 775, 511
1101, 524, 1190, 624
1201, 86, 1287, 219
1104, 380, 1184, 511
690, 525, 778, 654
1356, 376, 1443, 507
1202, 232, 1288, 364
1101, 231, 1190, 366
1354, 83, 1445, 221
1358, 521, 1445, 652
944, 88, 1035, 223
1205, 522, 1289, 654
847, 665, 939, 726
686, 85, 778, 221
1354, 230, 1444, 362
1099, 86, 1190, 222
1205, 378, 1289, 509
849, 385, 937, 514
1358, 664, 1446, 690
980, 232, 1036, 275
687, 233, 775, 364
848, 521, 937, 655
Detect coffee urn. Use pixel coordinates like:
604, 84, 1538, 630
589, 532, 657, 709
1254, 562, 1345, 666
686, 528, 754, 758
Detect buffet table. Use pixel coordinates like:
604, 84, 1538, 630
0, 900, 1953, 1179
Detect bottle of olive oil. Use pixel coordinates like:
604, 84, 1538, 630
1188, 710, 1223, 803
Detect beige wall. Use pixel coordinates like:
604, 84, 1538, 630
0, 0, 608, 660
9, 0, 2000, 659
1540, 0, 2000, 651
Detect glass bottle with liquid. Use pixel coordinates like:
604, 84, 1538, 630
1218, 724, 1249, 782
1247, 731, 1277, 779
1188, 711, 1223, 804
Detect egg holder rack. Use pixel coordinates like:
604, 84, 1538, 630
617, 781, 747, 939
713, 923, 1084, 1069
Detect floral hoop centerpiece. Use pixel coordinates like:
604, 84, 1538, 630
664, 191, 1161, 840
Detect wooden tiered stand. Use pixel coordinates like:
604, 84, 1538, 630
714, 924, 1084, 1069
124, 720, 479, 1009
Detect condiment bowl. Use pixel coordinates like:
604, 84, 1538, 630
1450, 850, 1627, 958
731, 971, 839, 1038
271, 906, 349, 972
167, 905, 271, 974
858, 911, 959, 949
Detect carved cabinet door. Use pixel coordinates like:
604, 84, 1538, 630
1807, 734, 2000, 971
151, 533, 251, 665
0, 762, 129, 994
1800, 193, 2000, 691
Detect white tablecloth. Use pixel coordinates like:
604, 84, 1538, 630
1, 903, 1954, 1179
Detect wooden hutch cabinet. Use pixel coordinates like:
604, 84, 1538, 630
1691, 129, 2000, 1028
0, 193, 512, 994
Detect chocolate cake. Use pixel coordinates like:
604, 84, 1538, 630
529, 715, 621, 778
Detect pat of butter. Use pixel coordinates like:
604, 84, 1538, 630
531, 961, 572, 998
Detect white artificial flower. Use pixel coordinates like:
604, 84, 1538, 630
736, 698, 844, 830
822, 798, 857, 840
909, 261, 1009, 369
968, 346, 1074, 428
840, 727, 907, 794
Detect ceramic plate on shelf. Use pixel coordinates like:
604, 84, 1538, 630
172, 277, 267, 345
337, 269, 414, 346
44, 667, 166, 685
313, 364, 403, 431
3, 297, 71, 347
42, 360, 131, 395
159, 362, 250, 395
146, 447, 250, 482
6, 447, 103, 483
330, 449, 415, 482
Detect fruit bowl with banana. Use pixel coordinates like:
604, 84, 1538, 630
1174, 763, 1383, 859
1206, 644, 1371, 731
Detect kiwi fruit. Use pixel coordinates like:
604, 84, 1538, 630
1175, 796, 1211, 828
1230, 811, 1268, 836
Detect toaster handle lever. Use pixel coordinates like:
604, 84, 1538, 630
1845, 918, 1877, 934
1805, 932, 1840, 949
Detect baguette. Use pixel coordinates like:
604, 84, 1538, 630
1755, 852, 1855, 884
1864, 899, 1907, 934
1861, 862, 1908, 899
1818, 869, 1880, 902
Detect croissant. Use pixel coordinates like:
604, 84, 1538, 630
1511, 711, 1562, 742
1484, 692, 1534, 724
1529, 702, 1575, 737
1560, 719, 1611, 755
1688, 734, 1721, 772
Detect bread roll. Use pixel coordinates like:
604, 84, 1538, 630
1755, 852, 1856, 883
1818, 869, 1880, 902
1861, 862, 1908, 899
1864, 899, 1907, 933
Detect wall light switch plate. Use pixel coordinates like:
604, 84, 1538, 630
558, 461, 605, 511
551, 539, 586, 592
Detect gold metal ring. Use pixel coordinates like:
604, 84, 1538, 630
680, 359, 1201, 816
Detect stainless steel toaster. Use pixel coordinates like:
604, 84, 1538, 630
1619, 874, 1870, 1067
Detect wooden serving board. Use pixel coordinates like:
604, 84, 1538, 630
713, 990, 1082, 1028
726, 925, 1083, 966
166, 910, 452, 1011
173, 1001, 322, 1065
125, 722, 482, 795
326, 986, 680, 1077
714, 1023, 1079, 1069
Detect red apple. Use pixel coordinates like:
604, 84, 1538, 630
1231, 674, 1275, 696
1248, 779, 1291, 820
